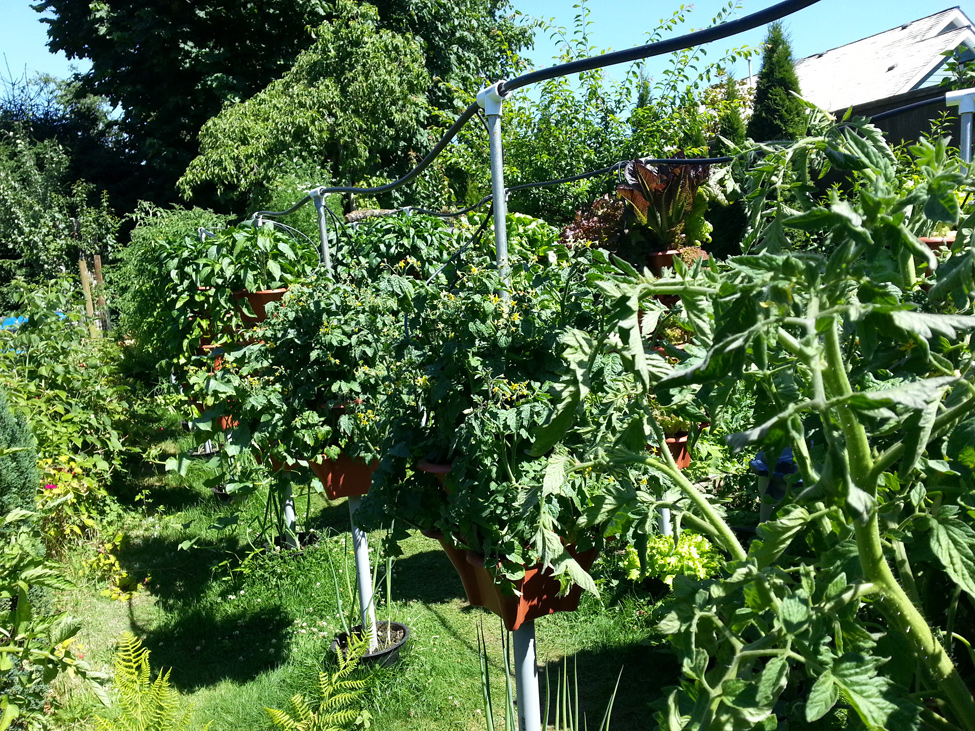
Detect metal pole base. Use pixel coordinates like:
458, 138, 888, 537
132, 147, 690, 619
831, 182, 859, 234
513, 622, 542, 731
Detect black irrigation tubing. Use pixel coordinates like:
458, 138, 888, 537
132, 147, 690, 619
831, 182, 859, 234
501, 0, 822, 93
870, 95, 946, 122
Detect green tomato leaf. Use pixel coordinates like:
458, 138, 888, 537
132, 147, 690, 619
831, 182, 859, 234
749, 504, 811, 568
805, 670, 839, 722
924, 510, 975, 601
832, 654, 919, 730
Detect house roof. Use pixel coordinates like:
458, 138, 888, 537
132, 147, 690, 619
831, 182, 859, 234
792, 7, 975, 111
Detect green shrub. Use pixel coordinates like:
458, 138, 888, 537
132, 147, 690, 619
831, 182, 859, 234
745, 21, 806, 142
0, 279, 129, 477
0, 387, 38, 530
110, 202, 232, 379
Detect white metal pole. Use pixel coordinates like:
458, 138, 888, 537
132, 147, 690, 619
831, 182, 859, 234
348, 495, 378, 652
477, 82, 510, 280
947, 88, 975, 169
283, 482, 298, 549
658, 507, 673, 536
311, 190, 334, 277
512, 623, 542, 731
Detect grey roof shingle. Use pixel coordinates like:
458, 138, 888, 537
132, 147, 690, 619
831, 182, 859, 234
793, 7, 975, 110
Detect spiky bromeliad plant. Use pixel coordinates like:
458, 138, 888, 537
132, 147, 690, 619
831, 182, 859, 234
533, 109, 975, 728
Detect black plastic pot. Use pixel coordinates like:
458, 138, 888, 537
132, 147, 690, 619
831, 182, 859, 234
331, 621, 410, 668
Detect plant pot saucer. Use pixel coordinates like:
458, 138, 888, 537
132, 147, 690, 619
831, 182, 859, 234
331, 622, 410, 668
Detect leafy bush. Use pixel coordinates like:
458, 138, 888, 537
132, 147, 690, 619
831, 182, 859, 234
0, 129, 118, 304
110, 202, 232, 378
1, 507, 104, 730
0, 388, 37, 533
0, 279, 129, 477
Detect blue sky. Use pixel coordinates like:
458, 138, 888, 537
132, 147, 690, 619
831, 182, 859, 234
2, 1, 974, 88
515, 1, 975, 85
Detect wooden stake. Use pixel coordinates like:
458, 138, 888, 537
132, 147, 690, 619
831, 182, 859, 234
78, 258, 99, 338
93, 254, 112, 331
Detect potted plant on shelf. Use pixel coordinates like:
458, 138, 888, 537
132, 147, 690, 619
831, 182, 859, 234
246, 273, 402, 500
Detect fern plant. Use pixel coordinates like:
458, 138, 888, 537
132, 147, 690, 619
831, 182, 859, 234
265, 635, 371, 731
96, 632, 208, 731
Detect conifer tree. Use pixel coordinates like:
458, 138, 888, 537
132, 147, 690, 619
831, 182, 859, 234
712, 76, 747, 155
746, 22, 805, 142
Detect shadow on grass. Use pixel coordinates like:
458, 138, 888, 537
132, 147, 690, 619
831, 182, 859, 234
540, 642, 677, 731
389, 541, 469, 605
134, 601, 293, 691
305, 499, 356, 534
114, 533, 239, 611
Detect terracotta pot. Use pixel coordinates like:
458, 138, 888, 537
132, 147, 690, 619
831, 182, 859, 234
665, 433, 691, 470
423, 531, 598, 631
920, 234, 955, 253
416, 459, 453, 489
232, 288, 288, 327
309, 452, 378, 500
647, 249, 709, 307
647, 249, 680, 277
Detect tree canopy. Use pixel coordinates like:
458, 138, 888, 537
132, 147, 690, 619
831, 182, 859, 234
33, 0, 529, 209
178, 2, 431, 205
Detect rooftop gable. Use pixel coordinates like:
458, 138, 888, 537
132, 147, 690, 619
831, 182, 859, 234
792, 7, 975, 111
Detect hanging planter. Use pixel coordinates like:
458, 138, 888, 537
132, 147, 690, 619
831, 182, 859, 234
416, 459, 452, 488
423, 531, 598, 632
232, 287, 288, 327
665, 432, 691, 470
309, 452, 378, 500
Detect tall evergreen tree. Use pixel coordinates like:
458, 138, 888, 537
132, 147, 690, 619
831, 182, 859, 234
712, 76, 747, 155
746, 22, 805, 143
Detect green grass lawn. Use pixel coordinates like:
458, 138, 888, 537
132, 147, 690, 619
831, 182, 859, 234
52, 420, 678, 731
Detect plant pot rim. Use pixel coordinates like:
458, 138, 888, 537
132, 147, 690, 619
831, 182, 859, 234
232, 287, 289, 296
416, 459, 453, 475
331, 621, 410, 667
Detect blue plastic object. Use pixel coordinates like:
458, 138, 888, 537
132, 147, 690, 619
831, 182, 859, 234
1, 316, 26, 330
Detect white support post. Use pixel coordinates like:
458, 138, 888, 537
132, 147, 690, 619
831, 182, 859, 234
657, 507, 673, 537
311, 190, 334, 278
512, 623, 542, 731
947, 87, 975, 168
348, 495, 378, 652
477, 82, 510, 282
283, 482, 298, 549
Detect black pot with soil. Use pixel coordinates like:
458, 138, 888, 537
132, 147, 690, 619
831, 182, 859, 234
331, 621, 410, 668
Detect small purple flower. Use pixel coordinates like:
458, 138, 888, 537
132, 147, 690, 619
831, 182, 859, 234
44, 484, 56, 490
